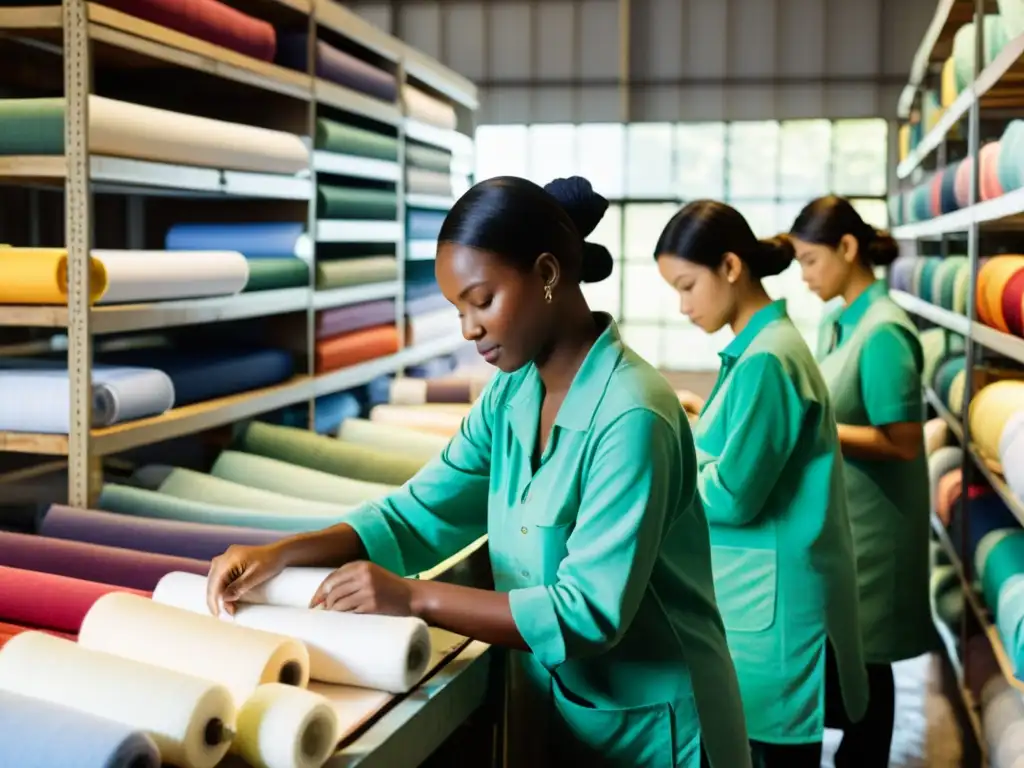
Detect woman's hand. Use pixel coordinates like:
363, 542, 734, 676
309, 561, 421, 617
206, 543, 289, 616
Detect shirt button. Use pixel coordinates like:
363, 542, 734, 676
521, 570, 529, 578
520, 526, 528, 535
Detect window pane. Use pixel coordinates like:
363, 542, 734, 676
624, 203, 679, 262
582, 259, 622, 316
578, 123, 626, 199
660, 326, 730, 370
731, 201, 779, 238
727, 121, 779, 199
619, 324, 664, 367
475, 125, 528, 180
849, 198, 889, 230
527, 124, 576, 187
591, 203, 622, 262
623, 263, 674, 322
676, 123, 726, 199
832, 119, 888, 197
626, 123, 676, 199
780, 120, 831, 200
776, 201, 804, 234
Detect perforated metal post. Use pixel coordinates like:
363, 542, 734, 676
63, 0, 94, 507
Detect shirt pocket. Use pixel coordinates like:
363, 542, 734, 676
710, 545, 778, 633
549, 674, 676, 767
521, 522, 572, 585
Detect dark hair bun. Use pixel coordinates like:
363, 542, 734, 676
867, 229, 899, 267
545, 176, 612, 284
752, 234, 796, 278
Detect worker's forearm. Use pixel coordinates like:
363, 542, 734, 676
271, 523, 368, 568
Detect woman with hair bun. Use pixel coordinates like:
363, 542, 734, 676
789, 195, 931, 767
655, 200, 868, 767
207, 176, 751, 767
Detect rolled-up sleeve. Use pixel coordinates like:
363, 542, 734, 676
508, 409, 678, 670
343, 379, 497, 576
697, 354, 805, 527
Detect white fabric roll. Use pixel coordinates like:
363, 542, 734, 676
154, 572, 432, 692
88, 95, 310, 174
234, 684, 339, 768
402, 85, 457, 129
1000, 411, 1024, 503
0, 632, 235, 768
407, 307, 460, 346
78, 592, 310, 703
337, 417, 448, 462
92, 250, 249, 304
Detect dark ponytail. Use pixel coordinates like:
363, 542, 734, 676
437, 175, 612, 284
790, 195, 898, 267
654, 200, 795, 279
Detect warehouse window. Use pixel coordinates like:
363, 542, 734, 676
475, 118, 888, 370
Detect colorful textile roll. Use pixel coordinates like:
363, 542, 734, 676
1003, 268, 1024, 337
315, 256, 397, 290
315, 324, 400, 374
403, 85, 457, 129
978, 256, 1024, 329
315, 117, 399, 161
165, 222, 312, 260
277, 32, 398, 102
971, 381, 1024, 466
315, 298, 396, 339
981, 141, 1005, 201
317, 185, 398, 220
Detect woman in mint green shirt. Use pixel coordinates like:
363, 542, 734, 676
208, 176, 751, 767
655, 200, 868, 768
790, 195, 932, 767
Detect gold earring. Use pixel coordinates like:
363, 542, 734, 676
544, 283, 553, 303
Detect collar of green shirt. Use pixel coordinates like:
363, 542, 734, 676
719, 299, 788, 364
833, 278, 888, 347
506, 312, 623, 440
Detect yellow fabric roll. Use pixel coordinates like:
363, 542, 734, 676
0, 632, 235, 768
77, 592, 311, 704
920, 328, 948, 385
954, 263, 971, 315
970, 380, 1024, 464
368, 403, 468, 437
337, 417, 449, 463
949, 370, 968, 416
978, 256, 1024, 328
899, 124, 911, 162
234, 684, 339, 768
0, 248, 107, 304
941, 57, 959, 106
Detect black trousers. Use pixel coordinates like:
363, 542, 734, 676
699, 741, 819, 768
824, 642, 896, 768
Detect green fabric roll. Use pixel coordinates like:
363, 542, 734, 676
930, 565, 964, 628
977, 528, 1020, 581
235, 421, 422, 486
405, 144, 452, 173
317, 185, 398, 220
953, 263, 971, 315
211, 450, 396, 505
919, 258, 941, 303
315, 256, 397, 289
243, 258, 309, 292
314, 118, 398, 161
98, 483, 347, 532
937, 256, 968, 309
934, 355, 966, 404
982, 530, 1024, 609
147, 466, 355, 515
0, 98, 65, 155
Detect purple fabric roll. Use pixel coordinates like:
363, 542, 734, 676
316, 298, 397, 340
39, 505, 285, 562
0, 530, 208, 591
407, 292, 450, 317
276, 32, 397, 102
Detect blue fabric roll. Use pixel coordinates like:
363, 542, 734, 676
406, 355, 458, 379
364, 374, 392, 407
315, 391, 362, 434
941, 164, 959, 213
407, 209, 447, 241
0, 689, 160, 768
165, 222, 308, 259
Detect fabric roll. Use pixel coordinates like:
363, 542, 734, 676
949, 369, 968, 416
930, 172, 943, 218
315, 324, 400, 374
982, 531, 1024, 610
210, 450, 395, 505
405, 355, 459, 379
0, 364, 174, 433
940, 164, 959, 214
277, 33, 398, 102
0, 632, 235, 768
78, 592, 311, 704
337, 417, 447, 464
981, 141, 1005, 201
101, 0, 275, 61
0, 565, 148, 634
0, 96, 309, 174
39, 504, 285, 560
935, 470, 963, 527
955, 157, 973, 209
919, 328, 948, 386
934, 356, 966, 407
970, 381, 1024, 464
407, 209, 447, 241
918, 257, 941, 303
244, 258, 310, 292
314, 117, 398, 161
954, 262, 972, 315
165, 222, 312, 260
98, 484, 351, 532
929, 446, 963, 517
977, 529, 1020, 583
0, 688, 161, 768
406, 307, 460, 345
316, 298, 396, 339
1000, 411, 1024, 502
0, 531, 207, 590
405, 143, 452, 173
97, 348, 295, 406
406, 290, 450, 316
235, 421, 422, 485
366, 373, 393, 406
155, 572, 432, 692
999, 120, 1024, 194
233, 683, 339, 768
1003, 267, 1024, 337
403, 84, 457, 129
941, 57, 959, 106
367, 403, 468, 437
139, 466, 356, 516
315, 256, 397, 289
312, 390, 362, 434
316, 185, 398, 220
938, 256, 968, 309
405, 167, 453, 197
388, 375, 488, 405
1003, 0, 1024, 38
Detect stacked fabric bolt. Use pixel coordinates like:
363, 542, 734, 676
889, 253, 971, 315
971, 381, 1024, 471
978, 255, 1024, 335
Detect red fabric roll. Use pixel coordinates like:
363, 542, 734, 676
1003, 268, 1024, 337
931, 172, 943, 218
0, 621, 75, 642
314, 324, 400, 374
102, 0, 276, 62
0, 566, 149, 634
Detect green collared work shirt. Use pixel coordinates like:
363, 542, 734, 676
345, 315, 751, 768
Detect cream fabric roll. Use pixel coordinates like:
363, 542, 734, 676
88, 95, 310, 174
388, 377, 430, 405
969, 381, 1024, 463
368, 403, 468, 436
407, 307, 460, 345
0, 632, 235, 768
242, 568, 335, 608
154, 572, 432, 693
93, 250, 249, 304
235, 684, 339, 768
337, 417, 448, 462
403, 84, 457, 129
78, 592, 310, 703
